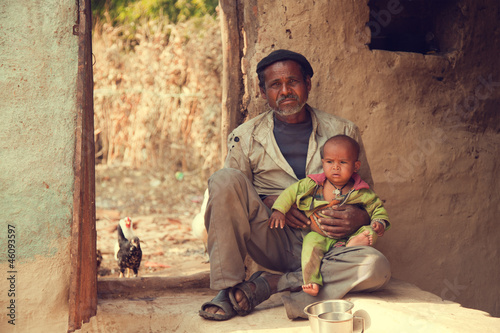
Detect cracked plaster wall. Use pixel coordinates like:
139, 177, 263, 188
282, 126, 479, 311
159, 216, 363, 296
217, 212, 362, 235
0, 0, 78, 331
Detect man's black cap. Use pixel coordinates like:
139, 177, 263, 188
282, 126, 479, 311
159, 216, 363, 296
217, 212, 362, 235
256, 49, 314, 77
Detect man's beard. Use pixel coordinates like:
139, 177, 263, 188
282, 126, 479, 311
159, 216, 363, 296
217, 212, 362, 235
267, 94, 306, 117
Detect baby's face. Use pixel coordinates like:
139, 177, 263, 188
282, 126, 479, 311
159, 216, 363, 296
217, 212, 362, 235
321, 142, 360, 186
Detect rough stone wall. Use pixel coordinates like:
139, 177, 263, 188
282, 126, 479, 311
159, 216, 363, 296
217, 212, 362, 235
0, 0, 78, 331
239, 0, 500, 316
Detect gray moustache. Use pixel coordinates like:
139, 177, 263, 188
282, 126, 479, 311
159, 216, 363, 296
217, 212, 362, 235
277, 94, 299, 103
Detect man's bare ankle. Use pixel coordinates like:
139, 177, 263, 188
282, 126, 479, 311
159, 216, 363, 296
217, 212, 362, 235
260, 272, 282, 294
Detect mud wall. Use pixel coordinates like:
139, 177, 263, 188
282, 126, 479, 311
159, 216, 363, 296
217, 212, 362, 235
236, 0, 500, 316
0, 0, 78, 331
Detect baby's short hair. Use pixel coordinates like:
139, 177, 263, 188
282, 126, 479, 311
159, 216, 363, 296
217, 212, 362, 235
320, 135, 360, 160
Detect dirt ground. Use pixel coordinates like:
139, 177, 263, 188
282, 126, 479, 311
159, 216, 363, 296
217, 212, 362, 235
95, 164, 210, 279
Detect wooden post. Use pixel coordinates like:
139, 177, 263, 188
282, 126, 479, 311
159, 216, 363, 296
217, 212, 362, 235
68, 0, 97, 331
219, 0, 244, 164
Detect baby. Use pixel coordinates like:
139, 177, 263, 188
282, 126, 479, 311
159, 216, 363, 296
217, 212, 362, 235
269, 135, 390, 296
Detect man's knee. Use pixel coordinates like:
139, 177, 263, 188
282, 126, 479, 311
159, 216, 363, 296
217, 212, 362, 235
354, 247, 391, 291
208, 168, 246, 190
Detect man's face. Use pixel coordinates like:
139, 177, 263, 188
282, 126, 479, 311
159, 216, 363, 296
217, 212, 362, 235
260, 60, 311, 117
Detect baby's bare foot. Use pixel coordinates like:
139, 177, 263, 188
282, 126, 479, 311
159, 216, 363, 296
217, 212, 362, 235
346, 230, 373, 247
302, 283, 320, 296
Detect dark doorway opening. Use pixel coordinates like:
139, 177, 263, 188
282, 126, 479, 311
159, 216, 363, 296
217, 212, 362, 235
367, 0, 460, 54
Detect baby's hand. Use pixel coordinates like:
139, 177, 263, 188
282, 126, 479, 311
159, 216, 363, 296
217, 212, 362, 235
269, 211, 286, 229
371, 221, 386, 237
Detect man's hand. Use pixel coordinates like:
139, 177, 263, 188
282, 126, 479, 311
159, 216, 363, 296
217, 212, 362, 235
319, 204, 369, 238
263, 195, 309, 229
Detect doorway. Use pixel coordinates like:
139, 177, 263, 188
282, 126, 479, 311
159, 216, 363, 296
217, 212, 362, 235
69, 2, 235, 331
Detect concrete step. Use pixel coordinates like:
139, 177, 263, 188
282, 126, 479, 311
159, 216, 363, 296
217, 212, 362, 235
77, 273, 500, 333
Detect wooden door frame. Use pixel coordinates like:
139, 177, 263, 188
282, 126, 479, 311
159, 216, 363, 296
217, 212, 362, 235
68, 0, 97, 331
219, 0, 245, 159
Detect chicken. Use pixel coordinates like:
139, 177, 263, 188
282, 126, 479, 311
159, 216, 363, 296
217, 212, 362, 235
96, 249, 103, 270
191, 189, 208, 254
114, 217, 135, 261
116, 225, 142, 278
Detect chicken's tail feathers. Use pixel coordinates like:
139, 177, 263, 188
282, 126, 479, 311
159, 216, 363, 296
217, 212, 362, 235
117, 224, 127, 244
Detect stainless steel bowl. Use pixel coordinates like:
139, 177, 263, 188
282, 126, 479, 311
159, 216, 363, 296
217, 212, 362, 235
304, 300, 354, 333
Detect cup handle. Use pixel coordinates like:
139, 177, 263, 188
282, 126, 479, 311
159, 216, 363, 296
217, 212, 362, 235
353, 316, 365, 333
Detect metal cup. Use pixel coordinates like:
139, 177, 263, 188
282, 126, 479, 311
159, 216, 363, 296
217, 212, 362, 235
304, 300, 354, 333
317, 312, 365, 333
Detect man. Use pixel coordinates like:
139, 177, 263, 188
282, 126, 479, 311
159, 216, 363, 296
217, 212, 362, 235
199, 49, 390, 321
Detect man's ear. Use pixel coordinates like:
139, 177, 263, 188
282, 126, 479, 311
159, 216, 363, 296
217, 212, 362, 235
306, 76, 312, 92
260, 86, 267, 100
354, 160, 361, 173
